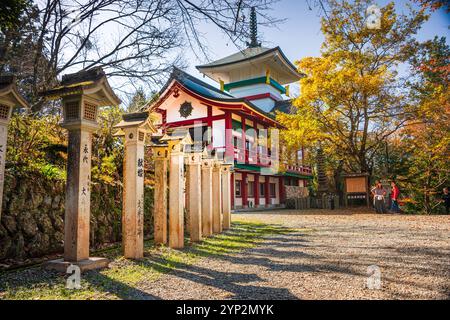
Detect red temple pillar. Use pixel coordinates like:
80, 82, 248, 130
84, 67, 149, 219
253, 119, 258, 165
242, 172, 248, 208
207, 105, 213, 150
254, 173, 260, 208
225, 111, 233, 162
241, 116, 246, 164
265, 176, 270, 207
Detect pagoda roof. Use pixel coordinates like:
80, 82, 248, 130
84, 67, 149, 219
270, 99, 294, 114
148, 67, 283, 127
196, 46, 304, 85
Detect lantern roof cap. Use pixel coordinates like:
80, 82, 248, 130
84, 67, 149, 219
160, 130, 193, 145
42, 67, 121, 106
0, 75, 30, 109
114, 111, 155, 135
147, 133, 168, 147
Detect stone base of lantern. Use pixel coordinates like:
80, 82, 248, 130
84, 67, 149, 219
43, 257, 109, 273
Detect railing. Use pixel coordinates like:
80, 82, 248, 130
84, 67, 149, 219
234, 147, 271, 166
285, 164, 312, 175
232, 148, 312, 175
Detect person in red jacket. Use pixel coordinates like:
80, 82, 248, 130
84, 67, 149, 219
390, 181, 400, 213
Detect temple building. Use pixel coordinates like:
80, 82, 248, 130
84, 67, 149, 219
148, 8, 312, 210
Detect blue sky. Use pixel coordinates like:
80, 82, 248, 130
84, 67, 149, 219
183, 0, 449, 94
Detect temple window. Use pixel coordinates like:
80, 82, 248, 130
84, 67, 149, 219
248, 181, 255, 197
235, 180, 242, 197
259, 183, 265, 197
270, 183, 276, 198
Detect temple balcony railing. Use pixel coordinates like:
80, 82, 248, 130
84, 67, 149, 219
285, 164, 313, 175
232, 147, 273, 168
214, 146, 312, 175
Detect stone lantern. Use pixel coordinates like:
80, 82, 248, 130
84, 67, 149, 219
201, 148, 214, 237
0, 75, 29, 218
149, 134, 169, 245
114, 112, 155, 259
160, 131, 193, 249
42, 67, 121, 271
185, 143, 203, 242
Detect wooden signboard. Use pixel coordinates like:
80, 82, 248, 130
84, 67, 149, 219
345, 176, 367, 193
343, 173, 370, 207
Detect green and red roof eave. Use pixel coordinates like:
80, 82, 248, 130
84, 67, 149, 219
234, 163, 313, 179
147, 67, 285, 129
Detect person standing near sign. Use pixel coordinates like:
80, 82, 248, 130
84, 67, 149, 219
371, 181, 387, 213
390, 181, 400, 213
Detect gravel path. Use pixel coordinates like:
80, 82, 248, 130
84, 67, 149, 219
143, 209, 450, 300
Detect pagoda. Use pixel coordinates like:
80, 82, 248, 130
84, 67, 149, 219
148, 7, 312, 210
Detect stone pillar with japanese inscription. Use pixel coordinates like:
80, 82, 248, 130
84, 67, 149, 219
160, 131, 192, 249
221, 163, 232, 230
212, 159, 223, 233
115, 113, 154, 259
168, 143, 185, 248
186, 151, 202, 242
63, 117, 97, 263
201, 153, 213, 237
42, 68, 120, 271
0, 75, 29, 218
152, 143, 168, 245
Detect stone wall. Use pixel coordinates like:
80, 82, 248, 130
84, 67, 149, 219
0, 172, 154, 263
285, 186, 309, 199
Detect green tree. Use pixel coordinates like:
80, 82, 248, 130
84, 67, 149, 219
399, 37, 450, 214
278, 0, 427, 177
127, 88, 147, 113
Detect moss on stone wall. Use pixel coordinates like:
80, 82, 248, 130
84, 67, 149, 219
0, 171, 154, 263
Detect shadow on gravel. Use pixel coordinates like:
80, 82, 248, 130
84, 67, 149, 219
83, 271, 161, 300
0, 220, 297, 300
146, 257, 299, 299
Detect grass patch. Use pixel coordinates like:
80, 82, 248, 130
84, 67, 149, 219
0, 220, 294, 300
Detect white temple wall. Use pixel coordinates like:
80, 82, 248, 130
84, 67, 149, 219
212, 119, 225, 147
159, 91, 226, 125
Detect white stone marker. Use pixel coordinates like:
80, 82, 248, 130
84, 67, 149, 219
114, 112, 155, 259
221, 163, 233, 230
43, 67, 120, 271
186, 151, 202, 242
212, 159, 223, 234
150, 136, 169, 245
0, 76, 29, 219
201, 152, 213, 237
160, 131, 192, 249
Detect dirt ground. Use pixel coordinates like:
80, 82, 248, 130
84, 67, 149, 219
142, 209, 450, 299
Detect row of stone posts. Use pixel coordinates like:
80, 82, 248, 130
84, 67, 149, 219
151, 133, 233, 250
20, 67, 235, 271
